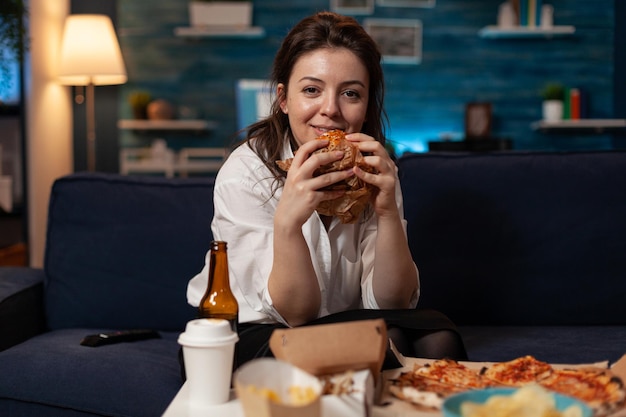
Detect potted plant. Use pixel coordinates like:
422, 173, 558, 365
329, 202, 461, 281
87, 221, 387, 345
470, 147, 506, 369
541, 82, 565, 122
0, 0, 28, 97
188, 0, 253, 28
128, 91, 152, 119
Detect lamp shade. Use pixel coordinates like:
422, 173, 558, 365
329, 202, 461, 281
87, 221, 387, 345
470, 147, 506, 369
58, 14, 127, 86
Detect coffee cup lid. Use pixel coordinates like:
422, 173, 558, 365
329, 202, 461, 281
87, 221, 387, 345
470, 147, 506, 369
178, 318, 239, 347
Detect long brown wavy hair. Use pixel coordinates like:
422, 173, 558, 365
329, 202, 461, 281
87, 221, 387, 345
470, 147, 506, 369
243, 11, 388, 181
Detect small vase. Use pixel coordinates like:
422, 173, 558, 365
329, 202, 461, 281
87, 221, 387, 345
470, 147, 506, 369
132, 108, 147, 120
542, 100, 563, 122
147, 99, 175, 120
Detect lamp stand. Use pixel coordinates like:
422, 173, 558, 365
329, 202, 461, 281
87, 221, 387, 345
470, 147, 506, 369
86, 82, 96, 172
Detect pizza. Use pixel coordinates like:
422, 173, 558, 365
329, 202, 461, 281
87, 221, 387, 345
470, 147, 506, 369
481, 355, 553, 386
389, 370, 468, 409
387, 356, 625, 415
414, 359, 490, 389
388, 359, 492, 410
540, 368, 625, 415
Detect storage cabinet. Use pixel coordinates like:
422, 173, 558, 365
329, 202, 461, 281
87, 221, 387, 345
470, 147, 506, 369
117, 119, 226, 177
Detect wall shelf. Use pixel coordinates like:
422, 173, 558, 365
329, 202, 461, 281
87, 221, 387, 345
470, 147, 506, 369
479, 25, 576, 39
117, 119, 218, 132
531, 119, 626, 133
120, 147, 227, 178
174, 26, 265, 38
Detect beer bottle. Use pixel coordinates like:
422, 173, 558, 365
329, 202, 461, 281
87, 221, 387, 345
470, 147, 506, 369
199, 241, 238, 333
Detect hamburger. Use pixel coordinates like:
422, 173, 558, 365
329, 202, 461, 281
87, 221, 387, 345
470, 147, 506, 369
276, 130, 376, 224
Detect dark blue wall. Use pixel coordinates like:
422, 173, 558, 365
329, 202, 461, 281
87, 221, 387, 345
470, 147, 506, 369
113, 1, 618, 162
613, 0, 626, 149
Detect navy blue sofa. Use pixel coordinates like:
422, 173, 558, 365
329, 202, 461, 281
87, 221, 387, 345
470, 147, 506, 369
1, 150, 625, 416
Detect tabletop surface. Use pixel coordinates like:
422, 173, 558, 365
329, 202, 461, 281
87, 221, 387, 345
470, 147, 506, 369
162, 382, 439, 417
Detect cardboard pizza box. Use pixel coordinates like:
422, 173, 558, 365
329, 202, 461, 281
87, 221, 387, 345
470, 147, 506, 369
269, 319, 387, 379
378, 349, 626, 417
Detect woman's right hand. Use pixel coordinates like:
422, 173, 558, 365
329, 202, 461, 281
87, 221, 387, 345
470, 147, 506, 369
275, 139, 355, 230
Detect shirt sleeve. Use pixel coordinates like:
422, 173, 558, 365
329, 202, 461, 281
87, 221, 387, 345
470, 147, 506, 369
188, 146, 289, 325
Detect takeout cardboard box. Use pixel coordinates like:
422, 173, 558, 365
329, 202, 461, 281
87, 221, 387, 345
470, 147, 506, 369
379, 347, 626, 417
322, 369, 375, 417
269, 319, 387, 417
269, 319, 387, 380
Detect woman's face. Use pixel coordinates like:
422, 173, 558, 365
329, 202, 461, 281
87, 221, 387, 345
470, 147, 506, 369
278, 47, 370, 146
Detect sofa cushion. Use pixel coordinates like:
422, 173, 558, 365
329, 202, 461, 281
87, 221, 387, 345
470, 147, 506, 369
459, 325, 626, 365
0, 267, 45, 351
44, 173, 214, 331
397, 151, 626, 326
0, 328, 182, 417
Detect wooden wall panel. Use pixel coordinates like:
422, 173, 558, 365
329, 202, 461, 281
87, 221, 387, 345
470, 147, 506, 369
117, 0, 616, 154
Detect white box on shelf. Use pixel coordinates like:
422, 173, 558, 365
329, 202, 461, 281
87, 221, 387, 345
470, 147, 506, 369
188, 2, 252, 27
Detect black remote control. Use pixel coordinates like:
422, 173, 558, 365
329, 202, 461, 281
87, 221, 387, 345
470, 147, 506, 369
80, 329, 161, 347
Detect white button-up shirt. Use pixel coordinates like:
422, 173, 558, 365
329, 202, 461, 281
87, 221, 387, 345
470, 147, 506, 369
187, 140, 419, 326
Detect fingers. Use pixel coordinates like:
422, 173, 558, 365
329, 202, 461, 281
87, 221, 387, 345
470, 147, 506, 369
290, 140, 348, 181
282, 140, 353, 219
291, 139, 329, 168
345, 133, 394, 175
312, 167, 355, 191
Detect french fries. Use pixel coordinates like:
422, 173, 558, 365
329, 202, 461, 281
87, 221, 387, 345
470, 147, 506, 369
247, 384, 318, 406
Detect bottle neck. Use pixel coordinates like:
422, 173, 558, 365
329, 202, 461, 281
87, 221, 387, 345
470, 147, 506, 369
208, 241, 230, 291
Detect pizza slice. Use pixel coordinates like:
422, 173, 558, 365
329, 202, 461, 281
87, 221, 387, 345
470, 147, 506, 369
415, 358, 490, 389
539, 368, 626, 416
388, 368, 467, 410
481, 355, 553, 386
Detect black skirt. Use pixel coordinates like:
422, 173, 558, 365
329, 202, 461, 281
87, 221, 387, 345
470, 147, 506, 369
236, 308, 466, 370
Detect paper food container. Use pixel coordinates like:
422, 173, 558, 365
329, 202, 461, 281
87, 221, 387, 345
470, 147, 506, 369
269, 319, 387, 417
234, 358, 322, 417
321, 368, 376, 417
269, 319, 388, 379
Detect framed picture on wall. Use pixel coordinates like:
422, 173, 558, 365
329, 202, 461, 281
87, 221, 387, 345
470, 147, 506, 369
376, 0, 436, 7
331, 0, 375, 15
465, 102, 492, 140
364, 19, 422, 64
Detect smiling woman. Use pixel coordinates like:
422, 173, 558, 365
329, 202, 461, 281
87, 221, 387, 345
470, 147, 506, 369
185, 11, 467, 375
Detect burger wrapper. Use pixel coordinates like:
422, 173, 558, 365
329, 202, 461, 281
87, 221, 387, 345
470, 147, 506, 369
316, 189, 370, 224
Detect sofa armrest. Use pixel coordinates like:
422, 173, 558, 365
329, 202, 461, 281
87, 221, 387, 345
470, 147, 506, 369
0, 267, 46, 351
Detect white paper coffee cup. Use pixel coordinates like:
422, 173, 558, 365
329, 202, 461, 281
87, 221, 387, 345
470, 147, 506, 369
178, 318, 239, 406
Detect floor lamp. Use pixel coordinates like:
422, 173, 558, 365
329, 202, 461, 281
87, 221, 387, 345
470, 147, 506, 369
58, 14, 127, 172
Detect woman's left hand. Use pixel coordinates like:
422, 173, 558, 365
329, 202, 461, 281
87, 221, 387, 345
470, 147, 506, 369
345, 133, 399, 218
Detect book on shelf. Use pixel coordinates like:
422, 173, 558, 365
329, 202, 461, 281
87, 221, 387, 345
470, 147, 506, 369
570, 88, 581, 120
579, 88, 588, 119
528, 0, 536, 27
563, 87, 571, 120
516, 0, 543, 27
519, 0, 528, 26
511, 0, 521, 25
561, 87, 588, 120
